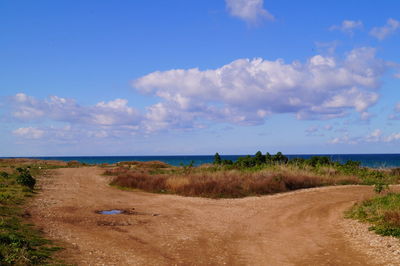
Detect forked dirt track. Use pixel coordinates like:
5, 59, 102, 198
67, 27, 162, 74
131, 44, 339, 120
29, 167, 388, 265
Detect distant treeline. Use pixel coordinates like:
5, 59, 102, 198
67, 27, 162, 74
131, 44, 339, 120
213, 151, 361, 168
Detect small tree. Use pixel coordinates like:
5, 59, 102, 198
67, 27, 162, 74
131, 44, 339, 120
254, 151, 265, 165
213, 152, 222, 165
273, 152, 288, 164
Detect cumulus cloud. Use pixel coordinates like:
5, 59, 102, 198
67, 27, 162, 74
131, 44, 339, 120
11, 94, 141, 126
9, 94, 144, 140
225, 0, 274, 24
370, 18, 400, 40
13, 127, 45, 139
330, 20, 363, 35
134, 47, 386, 127
7, 47, 393, 140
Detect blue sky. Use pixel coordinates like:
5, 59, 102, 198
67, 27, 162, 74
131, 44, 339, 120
1, 0, 400, 156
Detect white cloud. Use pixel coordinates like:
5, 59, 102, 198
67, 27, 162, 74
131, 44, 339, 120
330, 20, 363, 35
370, 18, 400, 40
225, 0, 274, 24
7, 47, 394, 139
330, 129, 400, 144
13, 127, 45, 139
134, 47, 385, 126
365, 129, 382, 142
11, 94, 141, 126
328, 134, 358, 145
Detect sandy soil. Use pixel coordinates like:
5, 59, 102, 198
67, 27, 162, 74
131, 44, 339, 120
28, 167, 396, 265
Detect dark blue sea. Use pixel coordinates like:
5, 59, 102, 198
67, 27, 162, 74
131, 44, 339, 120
3, 154, 400, 168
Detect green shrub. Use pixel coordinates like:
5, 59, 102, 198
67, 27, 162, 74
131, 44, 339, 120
0, 172, 9, 178
15, 168, 36, 190
306, 156, 332, 167
213, 153, 222, 165
374, 182, 389, 194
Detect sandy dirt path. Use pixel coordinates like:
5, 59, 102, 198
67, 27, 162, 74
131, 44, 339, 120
29, 167, 383, 265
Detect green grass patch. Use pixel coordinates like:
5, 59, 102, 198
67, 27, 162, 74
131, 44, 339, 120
0, 163, 64, 265
346, 193, 400, 238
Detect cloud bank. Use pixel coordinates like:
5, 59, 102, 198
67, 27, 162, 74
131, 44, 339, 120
134, 47, 385, 126
8, 47, 391, 140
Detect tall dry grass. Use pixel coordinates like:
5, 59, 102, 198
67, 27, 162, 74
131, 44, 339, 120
110, 166, 360, 198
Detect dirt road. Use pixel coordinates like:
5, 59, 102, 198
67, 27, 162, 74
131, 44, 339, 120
29, 167, 387, 265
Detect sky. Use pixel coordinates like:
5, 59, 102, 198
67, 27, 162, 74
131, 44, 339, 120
1, 0, 400, 156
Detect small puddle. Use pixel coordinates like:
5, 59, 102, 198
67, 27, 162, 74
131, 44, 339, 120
97, 209, 125, 215
95, 208, 160, 216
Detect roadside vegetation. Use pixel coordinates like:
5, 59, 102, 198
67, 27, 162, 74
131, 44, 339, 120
0, 159, 65, 265
107, 152, 400, 198
347, 193, 400, 238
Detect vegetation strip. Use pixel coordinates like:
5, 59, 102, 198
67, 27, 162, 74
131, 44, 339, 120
0, 159, 65, 265
107, 152, 400, 198
347, 192, 400, 238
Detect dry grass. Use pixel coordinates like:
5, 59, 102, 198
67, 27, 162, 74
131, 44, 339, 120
384, 211, 400, 227
116, 160, 169, 169
0, 158, 67, 167
110, 165, 361, 198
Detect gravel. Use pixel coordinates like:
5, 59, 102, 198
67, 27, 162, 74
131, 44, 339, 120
340, 217, 400, 266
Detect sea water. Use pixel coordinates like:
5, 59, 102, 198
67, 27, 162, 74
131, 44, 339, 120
3, 154, 400, 168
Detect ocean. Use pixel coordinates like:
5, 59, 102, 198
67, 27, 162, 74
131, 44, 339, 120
3, 154, 400, 168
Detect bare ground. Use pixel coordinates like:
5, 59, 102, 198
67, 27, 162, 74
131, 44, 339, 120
28, 167, 398, 265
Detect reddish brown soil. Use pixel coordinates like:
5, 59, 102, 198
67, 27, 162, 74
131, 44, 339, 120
30, 167, 381, 265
